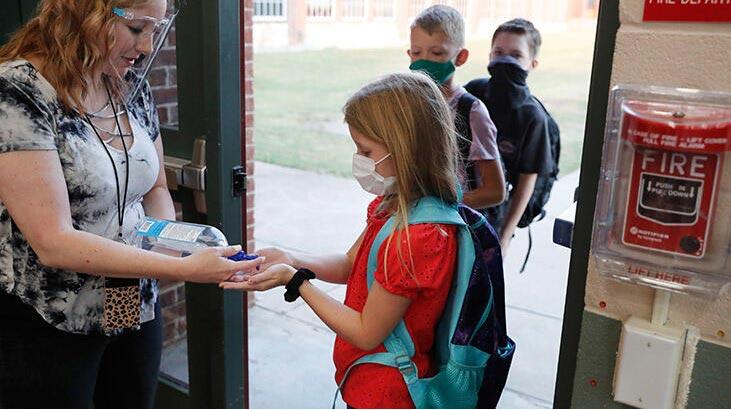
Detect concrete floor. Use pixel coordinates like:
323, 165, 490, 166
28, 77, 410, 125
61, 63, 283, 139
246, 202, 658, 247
247, 161, 578, 409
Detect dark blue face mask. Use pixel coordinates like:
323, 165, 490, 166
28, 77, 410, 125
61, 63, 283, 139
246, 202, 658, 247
487, 55, 529, 86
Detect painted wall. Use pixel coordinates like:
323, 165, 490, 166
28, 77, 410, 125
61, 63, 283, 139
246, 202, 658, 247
572, 0, 731, 407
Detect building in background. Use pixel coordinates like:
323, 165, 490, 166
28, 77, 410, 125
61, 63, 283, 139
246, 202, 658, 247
253, 0, 598, 50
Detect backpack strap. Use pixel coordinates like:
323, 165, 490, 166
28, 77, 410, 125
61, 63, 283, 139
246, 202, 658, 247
455, 92, 479, 191
464, 78, 490, 101
364, 197, 466, 358
332, 197, 469, 408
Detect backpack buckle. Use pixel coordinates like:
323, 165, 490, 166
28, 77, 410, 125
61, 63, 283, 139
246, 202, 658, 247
394, 354, 416, 377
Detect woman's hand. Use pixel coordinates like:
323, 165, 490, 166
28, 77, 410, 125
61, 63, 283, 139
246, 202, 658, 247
219, 263, 297, 292
254, 247, 295, 270
181, 245, 265, 283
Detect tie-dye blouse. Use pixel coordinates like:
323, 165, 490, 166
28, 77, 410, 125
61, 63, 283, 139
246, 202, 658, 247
0, 60, 160, 336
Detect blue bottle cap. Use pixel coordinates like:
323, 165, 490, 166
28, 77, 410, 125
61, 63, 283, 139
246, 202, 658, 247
228, 250, 259, 261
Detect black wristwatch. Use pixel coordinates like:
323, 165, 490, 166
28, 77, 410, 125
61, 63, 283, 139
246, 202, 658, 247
284, 268, 316, 302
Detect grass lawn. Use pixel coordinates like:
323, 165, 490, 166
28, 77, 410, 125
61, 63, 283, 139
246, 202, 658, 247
253, 27, 596, 178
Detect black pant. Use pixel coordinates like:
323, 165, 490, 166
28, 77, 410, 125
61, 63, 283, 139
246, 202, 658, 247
0, 292, 162, 408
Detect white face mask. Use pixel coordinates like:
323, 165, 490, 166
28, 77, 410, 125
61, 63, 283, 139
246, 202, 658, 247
352, 153, 396, 196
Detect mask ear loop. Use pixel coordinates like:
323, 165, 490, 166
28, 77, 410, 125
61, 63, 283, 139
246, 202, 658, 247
374, 153, 392, 165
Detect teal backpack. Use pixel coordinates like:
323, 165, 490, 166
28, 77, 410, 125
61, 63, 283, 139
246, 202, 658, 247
334, 196, 515, 408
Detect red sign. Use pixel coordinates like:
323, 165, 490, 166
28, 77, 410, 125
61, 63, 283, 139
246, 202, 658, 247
644, 0, 731, 22
620, 100, 730, 258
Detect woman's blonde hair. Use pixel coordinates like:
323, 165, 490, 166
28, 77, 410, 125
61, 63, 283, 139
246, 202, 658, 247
0, 0, 162, 112
343, 72, 460, 282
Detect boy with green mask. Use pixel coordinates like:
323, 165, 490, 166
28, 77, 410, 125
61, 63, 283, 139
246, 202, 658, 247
408, 5, 506, 212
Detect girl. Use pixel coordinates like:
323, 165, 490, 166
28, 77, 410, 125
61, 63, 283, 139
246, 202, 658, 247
222, 72, 461, 408
0, 1, 261, 407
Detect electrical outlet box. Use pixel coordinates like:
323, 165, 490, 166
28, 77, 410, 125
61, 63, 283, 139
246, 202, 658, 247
613, 316, 685, 408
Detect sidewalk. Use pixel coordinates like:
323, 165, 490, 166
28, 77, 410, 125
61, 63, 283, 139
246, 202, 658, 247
249, 161, 578, 408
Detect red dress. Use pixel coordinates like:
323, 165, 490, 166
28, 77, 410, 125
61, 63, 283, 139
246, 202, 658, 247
333, 197, 457, 408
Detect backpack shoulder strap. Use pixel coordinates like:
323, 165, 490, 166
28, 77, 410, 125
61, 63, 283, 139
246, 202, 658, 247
364, 196, 467, 351
454, 93, 480, 191
333, 198, 476, 408
464, 78, 490, 102
456, 92, 478, 124
366, 196, 465, 288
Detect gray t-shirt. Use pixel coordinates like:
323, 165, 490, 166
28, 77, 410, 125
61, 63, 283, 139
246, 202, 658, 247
0, 60, 161, 335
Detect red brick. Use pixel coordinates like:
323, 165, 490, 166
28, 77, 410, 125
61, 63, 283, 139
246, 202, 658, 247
162, 301, 186, 322
156, 48, 177, 66
158, 279, 178, 290
165, 27, 177, 47
168, 68, 177, 85
245, 177, 254, 192
152, 87, 178, 105
163, 322, 176, 345
148, 68, 167, 87
159, 288, 178, 307
157, 106, 168, 124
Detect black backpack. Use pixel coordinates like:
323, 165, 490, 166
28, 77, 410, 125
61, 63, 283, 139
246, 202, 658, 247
517, 96, 560, 228
464, 79, 560, 272
464, 79, 560, 230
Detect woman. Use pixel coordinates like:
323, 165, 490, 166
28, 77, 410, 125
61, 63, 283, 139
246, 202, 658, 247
0, 0, 261, 407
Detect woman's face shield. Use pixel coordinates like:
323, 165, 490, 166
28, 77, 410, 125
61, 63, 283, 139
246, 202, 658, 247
112, 5, 179, 105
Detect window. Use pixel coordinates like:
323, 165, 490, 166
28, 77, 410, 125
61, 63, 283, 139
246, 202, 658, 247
307, 0, 334, 19
409, 0, 430, 18
371, 0, 394, 18
254, 0, 287, 21
342, 0, 366, 19
447, 0, 468, 15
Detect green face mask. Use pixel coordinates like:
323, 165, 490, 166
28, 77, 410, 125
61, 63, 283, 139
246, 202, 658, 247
409, 59, 456, 84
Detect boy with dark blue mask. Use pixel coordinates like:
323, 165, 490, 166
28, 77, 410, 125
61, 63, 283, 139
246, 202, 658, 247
466, 19, 554, 256
408, 5, 507, 212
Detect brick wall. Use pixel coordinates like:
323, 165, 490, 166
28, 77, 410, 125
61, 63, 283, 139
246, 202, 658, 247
149, 27, 179, 128
243, 0, 255, 254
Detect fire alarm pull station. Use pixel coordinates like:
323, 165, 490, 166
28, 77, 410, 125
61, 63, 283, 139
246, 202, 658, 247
592, 85, 731, 297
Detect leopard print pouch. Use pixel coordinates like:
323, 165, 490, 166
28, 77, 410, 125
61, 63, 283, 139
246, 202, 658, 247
103, 278, 141, 332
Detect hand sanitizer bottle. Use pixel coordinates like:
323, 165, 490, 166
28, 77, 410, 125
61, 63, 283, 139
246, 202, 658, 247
135, 217, 257, 260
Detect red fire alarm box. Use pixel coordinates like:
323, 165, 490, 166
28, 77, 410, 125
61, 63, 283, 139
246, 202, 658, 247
593, 85, 731, 296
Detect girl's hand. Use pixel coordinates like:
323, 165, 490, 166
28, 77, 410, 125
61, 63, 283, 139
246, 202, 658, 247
219, 263, 297, 292
254, 247, 295, 270
181, 245, 265, 283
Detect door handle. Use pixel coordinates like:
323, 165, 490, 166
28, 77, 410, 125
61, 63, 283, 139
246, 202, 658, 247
164, 138, 207, 214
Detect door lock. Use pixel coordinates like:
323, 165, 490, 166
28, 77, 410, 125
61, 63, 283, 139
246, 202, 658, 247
232, 166, 246, 197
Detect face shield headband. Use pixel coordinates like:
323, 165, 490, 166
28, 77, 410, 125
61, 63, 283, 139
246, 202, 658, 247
112, 3, 180, 105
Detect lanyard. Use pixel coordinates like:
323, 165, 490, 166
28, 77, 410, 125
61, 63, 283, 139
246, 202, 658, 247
84, 80, 130, 243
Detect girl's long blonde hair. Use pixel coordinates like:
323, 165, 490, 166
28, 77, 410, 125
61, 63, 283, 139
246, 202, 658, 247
0, 0, 160, 112
343, 72, 460, 282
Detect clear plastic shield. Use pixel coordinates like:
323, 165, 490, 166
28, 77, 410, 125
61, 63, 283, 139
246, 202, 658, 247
112, 1, 181, 105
